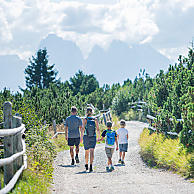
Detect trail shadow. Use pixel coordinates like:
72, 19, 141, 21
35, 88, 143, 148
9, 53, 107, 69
58, 164, 77, 168
114, 164, 124, 167
75, 170, 88, 174
95, 171, 110, 174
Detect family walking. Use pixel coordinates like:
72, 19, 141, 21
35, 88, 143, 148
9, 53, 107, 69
64, 106, 128, 172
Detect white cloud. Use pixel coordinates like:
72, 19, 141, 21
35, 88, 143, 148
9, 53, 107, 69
0, 0, 193, 60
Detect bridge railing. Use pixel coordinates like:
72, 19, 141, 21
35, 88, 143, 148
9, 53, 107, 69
0, 102, 27, 194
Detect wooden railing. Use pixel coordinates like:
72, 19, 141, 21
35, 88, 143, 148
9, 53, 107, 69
52, 106, 112, 139
129, 101, 184, 137
0, 102, 27, 194
146, 114, 184, 137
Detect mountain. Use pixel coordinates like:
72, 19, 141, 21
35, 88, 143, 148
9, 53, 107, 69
0, 55, 26, 92
39, 34, 171, 85
86, 40, 171, 84
0, 34, 171, 91
39, 34, 84, 82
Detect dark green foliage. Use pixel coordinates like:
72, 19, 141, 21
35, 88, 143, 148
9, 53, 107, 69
25, 49, 58, 89
69, 70, 99, 95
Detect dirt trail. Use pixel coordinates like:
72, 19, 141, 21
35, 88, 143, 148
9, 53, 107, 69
52, 121, 193, 194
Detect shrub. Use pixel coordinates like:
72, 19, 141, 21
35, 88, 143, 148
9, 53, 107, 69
139, 129, 193, 178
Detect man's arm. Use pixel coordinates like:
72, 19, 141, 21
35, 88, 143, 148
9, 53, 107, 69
65, 125, 68, 141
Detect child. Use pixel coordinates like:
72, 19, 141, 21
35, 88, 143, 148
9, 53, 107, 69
100, 121, 118, 172
117, 120, 128, 165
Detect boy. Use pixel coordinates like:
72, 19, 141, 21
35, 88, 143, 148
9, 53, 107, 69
100, 121, 118, 172
117, 120, 128, 165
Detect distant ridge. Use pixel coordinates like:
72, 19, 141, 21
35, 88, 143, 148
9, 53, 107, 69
0, 34, 171, 91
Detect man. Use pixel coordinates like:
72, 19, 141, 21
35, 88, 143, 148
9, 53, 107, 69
65, 106, 82, 165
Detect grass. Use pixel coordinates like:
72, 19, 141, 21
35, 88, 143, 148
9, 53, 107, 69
139, 128, 193, 179
10, 169, 50, 194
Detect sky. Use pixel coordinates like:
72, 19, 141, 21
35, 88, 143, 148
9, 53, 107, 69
0, 0, 194, 91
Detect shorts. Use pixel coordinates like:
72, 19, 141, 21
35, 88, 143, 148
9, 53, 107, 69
119, 143, 128, 152
83, 136, 96, 150
105, 147, 114, 158
68, 137, 80, 146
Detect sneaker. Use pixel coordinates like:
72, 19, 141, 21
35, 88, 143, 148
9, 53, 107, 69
106, 166, 110, 172
71, 159, 75, 165
110, 166, 114, 171
89, 165, 93, 172
118, 159, 122, 164
75, 156, 79, 163
85, 164, 88, 171
121, 161, 125, 165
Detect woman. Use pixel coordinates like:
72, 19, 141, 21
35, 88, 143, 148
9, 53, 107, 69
81, 107, 100, 172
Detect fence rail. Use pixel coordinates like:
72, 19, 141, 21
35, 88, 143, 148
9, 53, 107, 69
51, 107, 112, 139
146, 114, 184, 137
0, 102, 27, 194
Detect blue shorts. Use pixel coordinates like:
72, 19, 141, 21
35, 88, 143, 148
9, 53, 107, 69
83, 136, 96, 150
68, 138, 80, 146
119, 143, 128, 152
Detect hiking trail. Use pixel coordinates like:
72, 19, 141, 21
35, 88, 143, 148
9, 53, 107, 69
52, 121, 193, 194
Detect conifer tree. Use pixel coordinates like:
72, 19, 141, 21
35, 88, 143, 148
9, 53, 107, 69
25, 49, 58, 89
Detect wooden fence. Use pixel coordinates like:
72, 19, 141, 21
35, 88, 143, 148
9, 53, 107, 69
129, 101, 183, 137
0, 102, 27, 194
146, 114, 183, 137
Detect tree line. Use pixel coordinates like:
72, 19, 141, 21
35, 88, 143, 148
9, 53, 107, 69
0, 47, 193, 148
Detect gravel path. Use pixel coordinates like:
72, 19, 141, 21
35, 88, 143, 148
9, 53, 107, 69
52, 121, 193, 194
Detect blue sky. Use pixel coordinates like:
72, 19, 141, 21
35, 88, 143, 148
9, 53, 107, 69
0, 0, 194, 91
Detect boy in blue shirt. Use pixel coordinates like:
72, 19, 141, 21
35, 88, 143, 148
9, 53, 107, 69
100, 121, 118, 172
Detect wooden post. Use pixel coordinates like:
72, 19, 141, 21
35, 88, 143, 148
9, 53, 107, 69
12, 115, 22, 172
53, 120, 57, 136
103, 114, 107, 126
3, 102, 14, 185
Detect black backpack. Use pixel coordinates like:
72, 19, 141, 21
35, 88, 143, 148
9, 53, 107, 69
85, 117, 96, 136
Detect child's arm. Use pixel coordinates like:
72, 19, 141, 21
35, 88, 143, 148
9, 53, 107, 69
100, 136, 104, 141
115, 136, 118, 151
99, 130, 106, 142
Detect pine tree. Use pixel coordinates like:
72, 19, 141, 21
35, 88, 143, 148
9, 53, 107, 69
25, 49, 58, 89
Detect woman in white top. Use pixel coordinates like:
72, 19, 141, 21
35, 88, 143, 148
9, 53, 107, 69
117, 120, 128, 165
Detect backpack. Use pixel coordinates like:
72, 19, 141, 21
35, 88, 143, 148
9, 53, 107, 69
106, 130, 116, 145
85, 117, 96, 136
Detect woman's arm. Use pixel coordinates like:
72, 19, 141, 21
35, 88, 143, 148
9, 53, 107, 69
80, 119, 86, 143
95, 118, 100, 141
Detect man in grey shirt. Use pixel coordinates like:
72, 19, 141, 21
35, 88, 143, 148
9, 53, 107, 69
65, 106, 82, 165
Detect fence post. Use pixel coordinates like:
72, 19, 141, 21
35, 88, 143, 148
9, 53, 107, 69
103, 113, 107, 126
108, 111, 112, 122
3, 102, 14, 185
12, 115, 22, 172
53, 120, 57, 136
